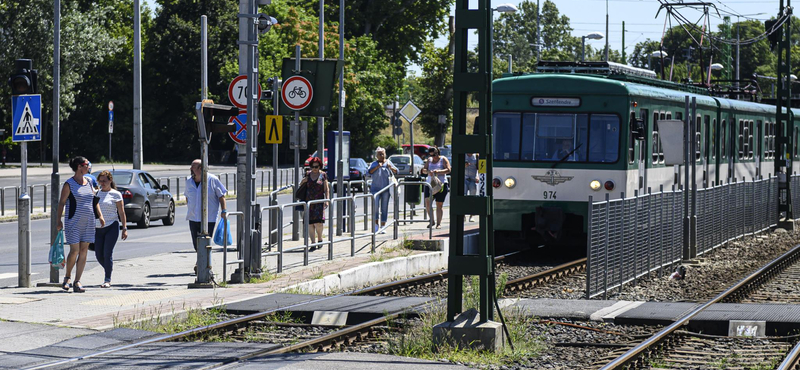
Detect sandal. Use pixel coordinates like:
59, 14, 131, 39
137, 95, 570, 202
62, 276, 71, 291
100, 282, 111, 288
73, 281, 86, 293
435, 224, 441, 229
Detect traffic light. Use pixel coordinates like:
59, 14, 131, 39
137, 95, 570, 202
194, 100, 238, 143
766, 19, 780, 50
262, 77, 277, 100
8, 59, 38, 95
392, 111, 403, 126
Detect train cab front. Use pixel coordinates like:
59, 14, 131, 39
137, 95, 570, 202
491, 109, 626, 255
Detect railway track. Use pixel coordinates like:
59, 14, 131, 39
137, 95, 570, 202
597, 244, 800, 370
24, 252, 587, 369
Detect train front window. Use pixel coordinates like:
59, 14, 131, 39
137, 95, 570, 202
534, 114, 588, 162
493, 113, 521, 160
493, 112, 619, 163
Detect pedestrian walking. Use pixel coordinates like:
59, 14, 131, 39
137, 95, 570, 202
300, 157, 329, 248
185, 159, 227, 252
464, 153, 480, 222
93, 170, 127, 288
423, 147, 451, 229
84, 161, 98, 189
368, 147, 397, 233
56, 156, 105, 293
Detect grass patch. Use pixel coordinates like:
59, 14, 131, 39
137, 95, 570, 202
311, 267, 325, 280
246, 272, 277, 284
114, 297, 228, 335
383, 298, 544, 367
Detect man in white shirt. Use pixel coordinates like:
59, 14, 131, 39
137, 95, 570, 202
185, 159, 227, 251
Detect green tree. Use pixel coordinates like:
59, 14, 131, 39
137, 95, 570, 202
0, 0, 122, 161
321, 0, 452, 65
416, 42, 452, 147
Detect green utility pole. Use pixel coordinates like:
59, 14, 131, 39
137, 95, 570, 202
622, 21, 625, 63
449, 0, 495, 323
722, 17, 732, 81
775, 0, 793, 220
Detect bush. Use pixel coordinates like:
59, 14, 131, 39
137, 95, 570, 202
373, 135, 400, 156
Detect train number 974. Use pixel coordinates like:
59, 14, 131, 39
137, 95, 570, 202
543, 191, 557, 199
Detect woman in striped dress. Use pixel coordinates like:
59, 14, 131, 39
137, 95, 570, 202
57, 156, 105, 293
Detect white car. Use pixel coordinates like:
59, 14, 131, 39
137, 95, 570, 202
388, 154, 424, 178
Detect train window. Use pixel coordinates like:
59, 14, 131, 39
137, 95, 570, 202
629, 112, 635, 164
492, 112, 522, 160
695, 116, 701, 161
721, 120, 726, 159
704, 115, 711, 162
534, 114, 589, 162
588, 115, 620, 163
520, 114, 536, 160
748, 120, 754, 159
743, 123, 750, 160
757, 120, 763, 160
738, 120, 744, 160
676, 112, 682, 121
772, 123, 777, 159
795, 127, 798, 158
652, 113, 659, 164
711, 119, 716, 160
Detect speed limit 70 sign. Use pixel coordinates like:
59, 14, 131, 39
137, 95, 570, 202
228, 75, 262, 109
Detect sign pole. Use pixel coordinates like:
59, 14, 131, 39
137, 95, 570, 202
49, 0, 61, 286
271, 77, 280, 246
245, 0, 261, 279
293, 45, 301, 242
337, 0, 345, 235
19, 141, 31, 288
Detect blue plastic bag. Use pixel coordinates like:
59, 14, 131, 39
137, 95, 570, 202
213, 217, 233, 246
49, 230, 65, 269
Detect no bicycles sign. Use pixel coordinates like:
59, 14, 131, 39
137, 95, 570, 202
281, 75, 313, 111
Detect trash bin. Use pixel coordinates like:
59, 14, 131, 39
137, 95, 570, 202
404, 176, 422, 205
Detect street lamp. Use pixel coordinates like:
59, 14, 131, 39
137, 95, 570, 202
491, 4, 518, 76
648, 50, 668, 69
581, 32, 604, 62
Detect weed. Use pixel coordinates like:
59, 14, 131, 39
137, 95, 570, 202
282, 286, 313, 295
311, 267, 325, 280
368, 252, 387, 263
383, 298, 544, 366
114, 296, 228, 337
246, 272, 277, 284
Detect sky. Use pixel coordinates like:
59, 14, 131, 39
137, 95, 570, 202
143, 0, 782, 73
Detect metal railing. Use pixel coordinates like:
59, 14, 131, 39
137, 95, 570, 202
221, 211, 245, 284
397, 179, 434, 239
586, 177, 778, 299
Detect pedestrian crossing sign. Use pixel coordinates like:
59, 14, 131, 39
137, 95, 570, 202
11, 95, 41, 142
265, 115, 283, 144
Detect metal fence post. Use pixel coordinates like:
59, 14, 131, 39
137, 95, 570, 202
603, 193, 610, 300
586, 195, 593, 299
328, 199, 335, 260
634, 189, 639, 285
619, 191, 625, 295
659, 185, 664, 277
350, 199, 356, 257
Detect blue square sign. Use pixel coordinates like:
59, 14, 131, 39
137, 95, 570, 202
11, 95, 42, 142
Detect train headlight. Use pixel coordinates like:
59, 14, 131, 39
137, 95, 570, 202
504, 177, 516, 189
604, 180, 615, 191
590, 180, 602, 191
492, 177, 502, 188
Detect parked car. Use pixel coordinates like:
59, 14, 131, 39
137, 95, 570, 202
349, 158, 369, 183
93, 169, 175, 228
438, 146, 452, 164
304, 149, 328, 168
402, 144, 434, 160
389, 154, 424, 178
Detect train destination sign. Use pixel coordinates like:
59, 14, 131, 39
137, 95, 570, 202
531, 97, 581, 107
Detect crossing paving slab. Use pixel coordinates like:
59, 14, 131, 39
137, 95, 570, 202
231, 352, 471, 370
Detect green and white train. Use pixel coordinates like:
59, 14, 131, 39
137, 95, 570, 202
491, 61, 795, 248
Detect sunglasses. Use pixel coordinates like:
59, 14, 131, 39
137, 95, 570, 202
80, 162, 89, 167
311, 165, 321, 169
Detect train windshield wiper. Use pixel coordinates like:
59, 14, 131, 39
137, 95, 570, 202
552, 143, 582, 169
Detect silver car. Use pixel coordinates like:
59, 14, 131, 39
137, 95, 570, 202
388, 154, 424, 178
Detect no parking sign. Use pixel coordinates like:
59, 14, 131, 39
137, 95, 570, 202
228, 111, 261, 144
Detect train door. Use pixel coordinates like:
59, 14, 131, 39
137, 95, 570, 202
756, 120, 762, 178
639, 108, 649, 191
729, 118, 736, 180
703, 115, 710, 187
719, 119, 727, 183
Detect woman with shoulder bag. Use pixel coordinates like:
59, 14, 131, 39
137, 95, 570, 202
94, 170, 128, 288
302, 157, 329, 249
368, 147, 398, 233
423, 147, 450, 229
56, 157, 105, 293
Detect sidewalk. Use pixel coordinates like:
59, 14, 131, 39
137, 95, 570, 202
0, 204, 465, 332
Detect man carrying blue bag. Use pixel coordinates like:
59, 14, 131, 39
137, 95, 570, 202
185, 159, 228, 252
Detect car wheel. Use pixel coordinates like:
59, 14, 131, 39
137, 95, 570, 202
163, 201, 175, 226
137, 203, 150, 228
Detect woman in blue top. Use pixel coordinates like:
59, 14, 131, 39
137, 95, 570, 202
57, 156, 105, 293
368, 147, 397, 233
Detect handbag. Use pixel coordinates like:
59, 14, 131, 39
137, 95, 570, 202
49, 230, 65, 270
429, 174, 443, 195
295, 180, 308, 201
213, 217, 233, 246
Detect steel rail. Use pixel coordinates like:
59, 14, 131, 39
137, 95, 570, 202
504, 258, 587, 293
600, 244, 800, 370
777, 339, 800, 370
